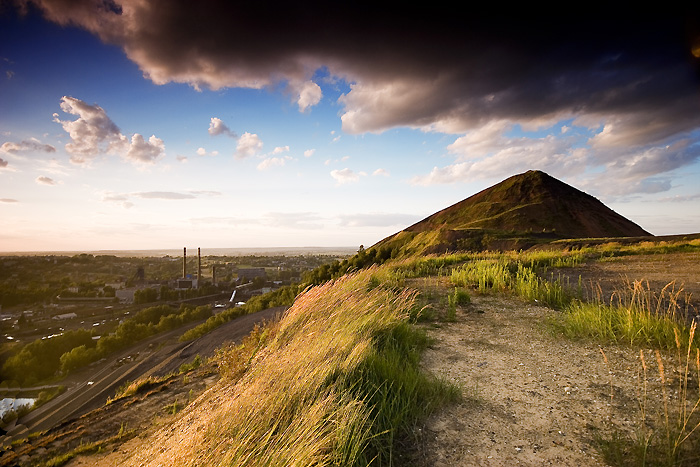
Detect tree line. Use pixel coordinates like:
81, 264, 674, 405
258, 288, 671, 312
1, 303, 212, 386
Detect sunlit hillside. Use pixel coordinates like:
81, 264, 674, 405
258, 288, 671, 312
118, 268, 457, 466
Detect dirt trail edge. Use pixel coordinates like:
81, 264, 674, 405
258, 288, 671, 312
409, 290, 645, 466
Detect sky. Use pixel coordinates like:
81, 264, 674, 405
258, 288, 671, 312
1, 3, 700, 252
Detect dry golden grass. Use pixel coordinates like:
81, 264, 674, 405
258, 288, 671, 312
121, 267, 423, 466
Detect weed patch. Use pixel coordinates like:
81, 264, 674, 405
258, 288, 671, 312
595, 329, 700, 466
558, 280, 692, 350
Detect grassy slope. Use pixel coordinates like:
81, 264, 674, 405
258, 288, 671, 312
123, 267, 458, 466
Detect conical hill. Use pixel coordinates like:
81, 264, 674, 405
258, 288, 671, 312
374, 170, 651, 255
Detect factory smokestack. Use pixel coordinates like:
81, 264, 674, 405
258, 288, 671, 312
183, 247, 187, 279
198, 247, 201, 282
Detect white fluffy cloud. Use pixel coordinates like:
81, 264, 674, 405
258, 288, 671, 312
208, 117, 236, 137
1, 138, 56, 155
412, 122, 587, 186
257, 156, 290, 170
53, 96, 165, 165
235, 132, 263, 159
125, 134, 165, 163
330, 168, 365, 185
411, 118, 700, 198
372, 168, 390, 177
304, 149, 315, 158
293, 79, 322, 112
53, 96, 126, 163
35, 175, 57, 185
196, 147, 219, 157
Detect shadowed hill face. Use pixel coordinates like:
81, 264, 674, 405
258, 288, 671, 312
405, 170, 651, 238
376, 170, 651, 255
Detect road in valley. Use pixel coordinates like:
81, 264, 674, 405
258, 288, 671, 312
6, 306, 285, 439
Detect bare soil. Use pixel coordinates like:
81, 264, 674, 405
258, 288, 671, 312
407, 284, 625, 466
405, 258, 699, 466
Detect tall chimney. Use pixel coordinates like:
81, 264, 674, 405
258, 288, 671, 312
198, 247, 201, 282
212, 265, 216, 285
183, 247, 187, 279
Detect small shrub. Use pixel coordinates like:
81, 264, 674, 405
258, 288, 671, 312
164, 400, 182, 415
559, 281, 691, 350
109, 376, 162, 402
452, 287, 471, 306
595, 328, 700, 466
178, 354, 202, 374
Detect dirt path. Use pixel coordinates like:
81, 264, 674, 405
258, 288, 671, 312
409, 282, 651, 466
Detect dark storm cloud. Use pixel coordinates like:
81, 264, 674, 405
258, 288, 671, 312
20, 3, 700, 137
17, 2, 700, 193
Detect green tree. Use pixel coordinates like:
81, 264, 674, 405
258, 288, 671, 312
134, 287, 158, 304
1, 329, 94, 384
59, 345, 99, 374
